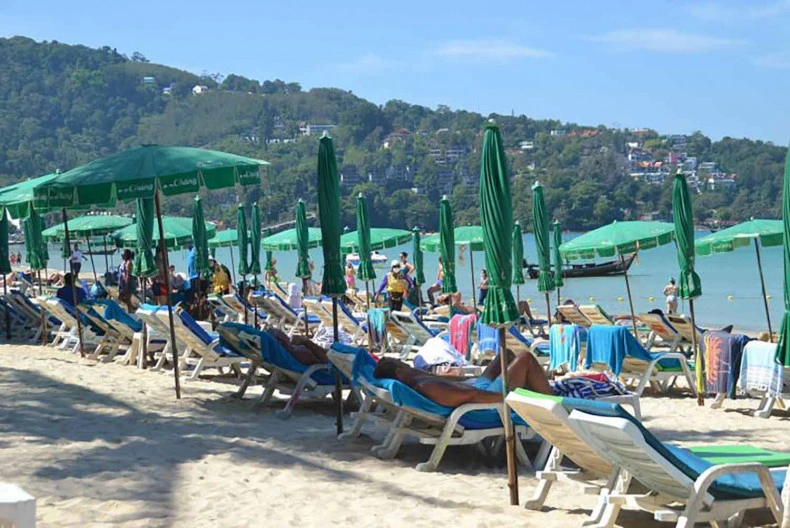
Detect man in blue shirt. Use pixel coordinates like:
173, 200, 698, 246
56, 273, 86, 307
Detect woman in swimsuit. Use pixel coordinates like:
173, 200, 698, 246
663, 277, 678, 314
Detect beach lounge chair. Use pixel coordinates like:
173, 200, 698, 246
567, 401, 785, 527
548, 323, 587, 373
217, 322, 354, 418
584, 325, 695, 397
44, 298, 103, 353
222, 293, 261, 325
389, 310, 445, 355
0, 296, 37, 339
736, 340, 787, 418
329, 343, 549, 472
474, 323, 550, 366
155, 307, 244, 379
557, 304, 592, 327
207, 294, 241, 322
77, 303, 131, 362
310, 298, 367, 345
135, 305, 184, 370
579, 304, 618, 326
6, 290, 60, 343
639, 312, 689, 353
256, 295, 317, 337
666, 313, 706, 345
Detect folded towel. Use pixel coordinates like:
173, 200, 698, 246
739, 341, 783, 398
450, 313, 476, 359
549, 323, 587, 371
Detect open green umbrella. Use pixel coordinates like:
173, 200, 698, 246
295, 200, 312, 280
114, 216, 216, 249
0, 172, 60, 219
421, 227, 485, 295
0, 208, 11, 339
512, 222, 525, 306
672, 171, 704, 403
250, 203, 262, 277
34, 145, 267, 397
696, 218, 781, 340
264, 227, 275, 286
192, 196, 211, 278
262, 228, 322, 251
532, 182, 554, 323
339, 228, 412, 255
134, 198, 157, 278
317, 134, 345, 435
479, 121, 520, 504
237, 204, 249, 294
209, 229, 240, 248
412, 227, 425, 307
553, 220, 564, 303
775, 144, 790, 368
438, 197, 457, 294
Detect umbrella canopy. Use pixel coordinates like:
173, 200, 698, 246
439, 197, 457, 294
237, 204, 250, 277
776, 144, 790, 367
33, 145, 268, 208
512, 223, 525, 285
23, 208, 47, 271
0, 209, 11, 274
262, 227, 322, 251
354, 195, 376, 282
113, 216, 216, 249
42, 215, 132, 241
479, 124, 519, 326
192, 197, 211, 277
0, 172, 60, 219
134, 198, 157, 278
317, 136, 345, 297
560, 221, 675, 260
250, 203, 262, 275
695, 219, 783, 255
421, 225, 484, 252
295, 200, 312, 279
553, 220, 564, 289
339, 228, 412, 255
532, 183, 554, 293
412, 227, 425, 286
209, 229, 240, 248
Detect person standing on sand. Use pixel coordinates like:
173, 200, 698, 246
70, 243, 86, 276
118, 249, 135, 312
478, 269, 489, 305
663, 278, 678, 314
345, 261, 357, 293
426, 256, 444, 306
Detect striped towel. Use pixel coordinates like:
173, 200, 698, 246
702, 331, 748, 397
740, 341, 783, 398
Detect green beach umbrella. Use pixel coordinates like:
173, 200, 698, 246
776, 144, 790, 367
264, 227, 274, 271
250, 203, 262, 276
133, 198, 157, 278
512, 222, 525, 286
553, 220, 564, 291
262, 228, 322, 251
339, 228, 412, 255
412, 227, 425, 286
0, 172, 60, 219
696, 218, 782, 339
23, 208, 47, 272
355, 194, 376, 282
41, 215, 132, 241
672, 171, 704, 403
114, 216, 216, 249
438, 197, 457, 294
317, 134, 345, 435
295, 200, 311, 279
421, 226, 484, 252
192, 196, 211, 277
478, 122, 520, 505
237, 204, 250, 279
0, 208, 10, 339
532, 182, 554, 323
209, 229, 239, 248
559, 221, 675, 260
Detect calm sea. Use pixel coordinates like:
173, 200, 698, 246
21, 230, 783, 333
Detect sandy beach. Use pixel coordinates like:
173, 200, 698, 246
1, 343, 788, 527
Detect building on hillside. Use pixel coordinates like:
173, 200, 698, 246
707, 175, 737, 191
142, 76, 157, 86
550, 129, 567, 137
667, 151, 687, 166
299, 123, 336, 136
628, 148, 652, 163
273, 116, 285, 130
340, 165, 364, 187
630, 160, 668, 184
626, 141, 641, 149
385, 165, 414, 183
698, 161, 717, 173
682, 157, 697, 172
192, 85, 209, 95
519, 140, 534, 150
436, 170, 455, 193
445, 146, 467, 162
382, 128, 410, 149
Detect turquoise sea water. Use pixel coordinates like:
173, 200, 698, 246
21, 230, 783, 333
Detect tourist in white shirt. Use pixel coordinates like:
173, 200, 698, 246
70, 244, 87, 276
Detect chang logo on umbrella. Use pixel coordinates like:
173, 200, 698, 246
47, 189, 74, 204
117, 182, 155, 199
161, 177, 199, 191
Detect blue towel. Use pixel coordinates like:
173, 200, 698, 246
739, 341, 783, 398
549, 324, 587, 371
585, 325, 682, 375
368, 308, 387, 345
477, 323, 548, 356
90, 299, 143, 333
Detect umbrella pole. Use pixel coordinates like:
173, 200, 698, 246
754, 239, 774, 342
498, 327, 519, 505
141, 278, 149, 369
469, 248, 477, 313
85, 236, 99, 284
544, 292, 552, 326
38, 270, 45, 345
620, 253, 638, 336
365, 280, 374, 350
154, 191, 182, 399
62, 208, 85, 357
103, 236, 110, 276
229, 246, 236, 284
253, 275, 258, 328
332, 297, 343, 435
3, 273, 9, 341
689, 298, 704, 406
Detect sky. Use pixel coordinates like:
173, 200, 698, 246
2, 0, 790, 143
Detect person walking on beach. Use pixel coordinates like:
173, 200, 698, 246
70, 244, 87, 276
663, 277, 678, 314
426, 256, 444, 306
478, 269, 489, 305
345, 261, 357, 293
118, 249, 135, 312
375, 260, 409, 311
399, 252, 414, 276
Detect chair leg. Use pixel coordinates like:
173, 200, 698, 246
372, 410, 407, 459
339, 393, 373, 440
257, 371, 281, 408
710, 392, 726, 409
276, 372, 313, 419
755, 396, 777, 419
235, 365, 258, 398
189, 358, 205, 380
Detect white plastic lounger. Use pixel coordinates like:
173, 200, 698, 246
44, 298, 102, 353
557, 304, 592, 327
569, 408, 784, 527
135, 305, 182, 370
389, 310, 445, 356
639, 312, 688, 352
77, 304, 130, 362
666, 313, 706, 346
207, 294, 241, 322
320, 299, 368, 344
222, 293, 260, 325
579, 304, 617, 326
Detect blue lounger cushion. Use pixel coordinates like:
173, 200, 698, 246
335, 342, 526, 430
11, 291, 61, 325
561, 396, 785, 500
585, 325, 683, 375
478, 323, 549, 356
177, 309, 237, 357
89, 299, 143, 333
273, 295, 320, 325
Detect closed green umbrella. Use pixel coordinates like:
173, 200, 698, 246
512, 222, 525, 307
262, 227, 322, 251
295, 200, 312, 280
479, 122, 520, 504
317, 134, 345, 435
114, 216, 216, 250
439, 197, 457, 294
775, 144, 790, 368
250, 203, 262, 277
192, 196, 211, 278
412, 227, 425, 308
339, 228, 412, 254
134, 198, 157, 278
23, 208, 47, 272
0, 208, 11, 339
532, 182, 554, 324
355, 194, 376, 282
553, 220, 564, 304
696, 218, 782, 340
672, 171, 704, 403
237, 204, 249, 298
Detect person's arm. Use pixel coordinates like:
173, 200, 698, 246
375, 275, 388, 297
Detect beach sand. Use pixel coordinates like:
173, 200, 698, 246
1, 344, 788, 527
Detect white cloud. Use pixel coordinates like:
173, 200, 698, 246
334, 53, 393, 72
687, 1, 790, 22
753, 52, 790, 69
433, 39, 552, 60
590, 28, 746, 53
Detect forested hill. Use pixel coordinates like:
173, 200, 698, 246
1, 36, 785, 231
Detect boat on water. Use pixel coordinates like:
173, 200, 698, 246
346, 251, 389, 268
526, 253, 636, 279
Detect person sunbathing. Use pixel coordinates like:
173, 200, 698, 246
436, 291, 475, 314
374, 351, 627, 407
268, 328, 330, 365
